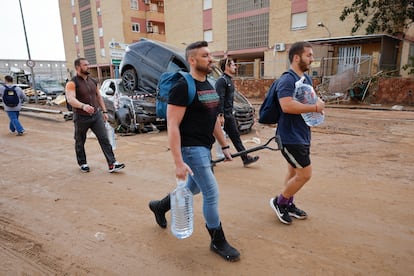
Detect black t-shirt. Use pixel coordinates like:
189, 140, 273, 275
168, 77, 219, 148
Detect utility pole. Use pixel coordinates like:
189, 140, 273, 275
18, 0, 38, 103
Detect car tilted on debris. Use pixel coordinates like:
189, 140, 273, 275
100, 78, 163, 133
104, 38, 255, 134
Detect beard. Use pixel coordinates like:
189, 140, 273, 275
195, 63, 213, 75
298, 58, 310, 72
80, 69, 90, 75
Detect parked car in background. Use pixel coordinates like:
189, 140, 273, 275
34, 77, 64, 99
120, 38, 255, 134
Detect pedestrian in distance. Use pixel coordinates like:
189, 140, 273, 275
65, 58, 125, 173
0, 75, 27, 136
215, 57, 259, 167
148, 41, 240, 262
269, 41, 325, 225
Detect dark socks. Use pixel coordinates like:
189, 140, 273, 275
277, 194, 290, 205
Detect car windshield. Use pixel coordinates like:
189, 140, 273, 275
40, 80, 63, 89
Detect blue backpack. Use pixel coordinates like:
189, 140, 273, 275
156, 71, 196, 119
259, 70, 311, 124
2, 85, 20, 107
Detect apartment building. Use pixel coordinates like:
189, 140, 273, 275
165, 0, 412, 79
59, 0, 412, 83
59, 0, 165, 82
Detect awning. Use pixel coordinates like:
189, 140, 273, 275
306, 34, 401, 46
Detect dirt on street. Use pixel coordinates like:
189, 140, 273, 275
0, 105, 413, 275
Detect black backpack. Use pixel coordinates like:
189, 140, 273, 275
258, 71, 294, 124
2, 85, 20, 107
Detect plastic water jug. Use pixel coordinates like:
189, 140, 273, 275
170, 178, 193, 239
294, 76, 324, 126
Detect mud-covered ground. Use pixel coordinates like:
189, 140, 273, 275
0, 105, 413, 275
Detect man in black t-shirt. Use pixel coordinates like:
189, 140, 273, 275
149, 41, 240, 262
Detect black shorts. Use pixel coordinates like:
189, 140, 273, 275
281, 144, 311, 168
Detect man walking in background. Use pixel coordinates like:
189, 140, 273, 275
215, 57, 259, 167
65, 58, 125, 173
0, 75, 27, 136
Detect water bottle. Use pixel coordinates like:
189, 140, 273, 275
294, 76, 325, 127
105, 121, 116, 150
170, 178, 193, 239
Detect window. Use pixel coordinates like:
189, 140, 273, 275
132, 23, 140, 32
204, 30, 213, 42
291, 0, 307, 30
291, 12, 307, 30
203, 0, 212, 10
338, 46, 361, 73
131, 0, 138, 10
408, 43, 414, 65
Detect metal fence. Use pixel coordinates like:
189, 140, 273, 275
234, 55, 373, 81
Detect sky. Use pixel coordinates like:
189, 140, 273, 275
0, 0, 66, 61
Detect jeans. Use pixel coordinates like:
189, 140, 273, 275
182, 146, 220, 229
224, 114, 247, 160
73, 112, 116, 166
6, 111, 24, 133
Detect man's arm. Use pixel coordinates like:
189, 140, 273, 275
215, 77, 226, 115
215, 77, 226, 125
65, 81, 96, 114
167, 104, 193, 180
279, 96, 325, 115
213, 117, 232, 161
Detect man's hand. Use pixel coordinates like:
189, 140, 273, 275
222, 148, 233, 162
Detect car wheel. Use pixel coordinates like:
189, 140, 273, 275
122, 68, 138, 92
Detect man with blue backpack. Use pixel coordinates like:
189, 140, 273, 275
0, 75, 27, 135
149, 41, 240, 262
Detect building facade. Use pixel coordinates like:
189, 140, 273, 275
0, 59, 67, 83
59, 0, 413, 83
165, 0, 413, 79
59, 0, 165, 82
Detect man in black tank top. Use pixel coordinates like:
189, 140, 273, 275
65, 57, 125, 173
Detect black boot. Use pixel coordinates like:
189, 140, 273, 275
206, 223, 240, 262
149, 194, 170, 228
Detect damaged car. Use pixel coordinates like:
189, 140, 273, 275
113, 38, 254, 133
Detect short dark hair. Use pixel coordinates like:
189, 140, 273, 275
288, 41, 313, 63
74, 57, 87, 68
185, 41, 208, 60
4, 75, 13, 83
219, 57, 233, 72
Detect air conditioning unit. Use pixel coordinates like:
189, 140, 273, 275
274, 43, 286, 52
147, 21, 153, 27
144, 0, 151, 4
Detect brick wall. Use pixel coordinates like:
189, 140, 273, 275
234, 77, 414, 106
372, 78, 414, 105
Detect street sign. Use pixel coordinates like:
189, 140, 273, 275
111, 59, 121, 66
26, 60, 35, 68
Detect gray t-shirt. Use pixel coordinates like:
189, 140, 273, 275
0, 84, 27, 111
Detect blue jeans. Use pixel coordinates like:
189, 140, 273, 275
6, 111, 24, 133
182, 146, 220, 229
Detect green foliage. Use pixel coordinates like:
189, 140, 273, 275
402, 56, 414, 75
339, 0, 414, 35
